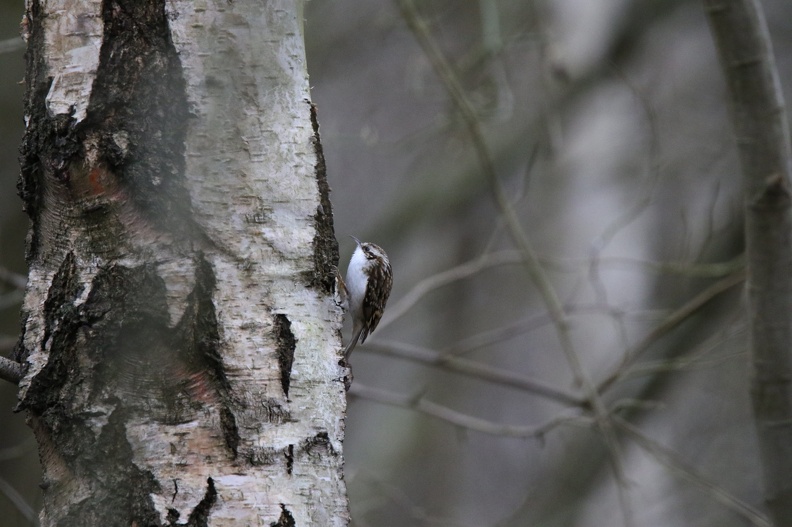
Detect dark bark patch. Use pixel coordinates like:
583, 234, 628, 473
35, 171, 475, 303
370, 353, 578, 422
11, 313, 28, 363
270, 504, 296, 527
219, 406, 240, 459
165, 477, 216, 527
86, 0, 193, 240
301, 431, 336, 458
18, 1, 82, 262
25, 258, 225, 424
83, 263, 187, 419
285, 444, 294, 475
18, 1, 46, 233
174, 255, 230, 398
174, 255, 240, 456
185, 477, 217, 527
59, 405, 161, 527
244, 446, 278, 466
308, 101, 339, 294
24, 252, 83, 412
274, 314, 296, 398
258, 398, 292, 424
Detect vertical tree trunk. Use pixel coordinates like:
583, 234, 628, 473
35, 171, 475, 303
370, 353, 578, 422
704, 1, 792, 525
16, 0, 348, 525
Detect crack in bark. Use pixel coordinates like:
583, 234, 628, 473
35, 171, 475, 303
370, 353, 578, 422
185, 477, 217, 527
274, 314, 296, 398
165, 478, 216, 527
219, 406, 240, 459
285, 444, 294, 475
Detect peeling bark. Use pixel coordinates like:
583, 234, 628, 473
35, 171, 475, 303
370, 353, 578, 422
17, 0, 348, 525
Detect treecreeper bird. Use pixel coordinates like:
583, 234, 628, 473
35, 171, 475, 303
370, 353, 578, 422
343, 237, 393, 358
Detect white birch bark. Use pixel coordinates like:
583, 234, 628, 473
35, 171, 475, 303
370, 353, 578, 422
17, 0, 348, 525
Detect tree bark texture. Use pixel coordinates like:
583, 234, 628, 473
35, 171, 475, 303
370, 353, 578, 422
16, 0, 348, 525
703, 1, 792, 524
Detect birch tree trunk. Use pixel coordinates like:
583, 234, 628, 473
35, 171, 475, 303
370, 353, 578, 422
15, 0, 348, 525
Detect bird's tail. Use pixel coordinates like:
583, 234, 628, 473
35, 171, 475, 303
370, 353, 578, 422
344, 323, 365, 358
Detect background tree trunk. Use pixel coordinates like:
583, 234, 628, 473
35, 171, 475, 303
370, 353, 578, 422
704, 1, 792, 525
15, 0, 348, 525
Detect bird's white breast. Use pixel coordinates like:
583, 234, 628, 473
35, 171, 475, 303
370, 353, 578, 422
345, 246, 369, 314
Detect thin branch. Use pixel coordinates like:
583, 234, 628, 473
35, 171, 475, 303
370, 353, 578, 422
358, 470, 480, 527
350, 383, 586, 438
0, 37, 24, 55
397, 1, 630, 514
381, 248, 742, 333
378, 250, 524, 330
0, 290, 25, 311
597, 271, 745, 395
0, 357, 23, 385
0, 336, 16, 352
619, 322, 747, 381
443, 301, 658, 358
0, 475, 39, 526
440, 316, 550, 357
365, 340, 582, 407
397, 0, 587, 398
617, 417, 771, 527
0, 267, 27, 290
591, 255, 744, 278
0, 437, 36, 462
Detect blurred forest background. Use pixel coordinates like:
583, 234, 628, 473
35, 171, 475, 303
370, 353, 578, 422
0, 0, 789, 525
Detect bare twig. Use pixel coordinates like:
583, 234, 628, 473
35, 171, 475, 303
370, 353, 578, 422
357, 470, 480, 527
597, 271, 745, 395
619, 322, 747, 381
365, 340, 582, 407
590, 255, 744, 278
0, 356, 23, 385
382, 248, 742, 333
0, 437, 35, 462
350, 383, 586, 438
0, 475, 38, 526
397, 2, 630, 517
0, 37, 24, 55
378, 250, 524, 330
0, 267, 26, 290
0, 335, 16, 352
617, 417, 771, 527
444, 301, 653, 357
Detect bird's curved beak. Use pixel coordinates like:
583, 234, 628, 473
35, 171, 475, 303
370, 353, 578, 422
349, 235, 361, 246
